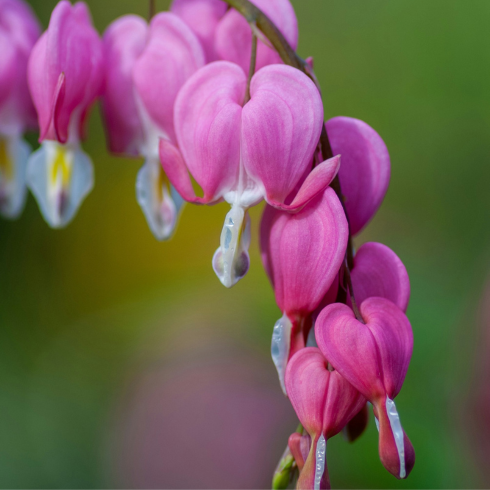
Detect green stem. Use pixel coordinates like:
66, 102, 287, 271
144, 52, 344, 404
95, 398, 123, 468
244, 34, 257, 104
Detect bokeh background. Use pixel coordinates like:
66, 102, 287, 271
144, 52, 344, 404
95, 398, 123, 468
1, 0, 489, 488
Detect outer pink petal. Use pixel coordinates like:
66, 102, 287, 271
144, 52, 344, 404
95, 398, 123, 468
173, 61, 245, 201
351, 242, 410, 312
28, 1, 103, 143
323, 369, 366, 438
215, 0, 298, 73
326, 116, 390, 235
267, 155, 340, 211
0, 31, 16, 107
101, 15, 147, 156
260, 188, 348, 316
0, 0, 40, 129
315, 302, 386, 401
288, 432, 311, 472
242, 65, 323, 205
361, 297, 413, 398
170, 0, 227, 62
133, 12, 205, 144
159, 138, 218, 204
285, 347, 329, 438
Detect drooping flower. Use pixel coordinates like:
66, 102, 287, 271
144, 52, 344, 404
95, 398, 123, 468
170, 0, 227, 63
260, 187, 347, 393
160, 61, 340, 287
0, 0, 40, 219
285, 347, 366, 489
326, 116, 391, 235
316, 297, 416, 479
350, 241, 410, 312
26, 0, 103, 228
215, 0, 298, 74
102, 12, 204, 240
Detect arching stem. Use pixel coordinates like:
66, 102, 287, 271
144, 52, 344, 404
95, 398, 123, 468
244, 33, 257, 104
148, 0, 156, 21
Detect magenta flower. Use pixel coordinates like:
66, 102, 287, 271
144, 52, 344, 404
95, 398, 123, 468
170, 0, 227, 63
102, 12, 204, 240
350, 242, 410, 312
215, 0, 298, 74
285, 347, 366, 489
316, 297, 415, 479
0, 0, 40, 219
326, 116, 391, 235
26, 0, 103, 228
160, 61, 340, 287
260, 187, 347, 392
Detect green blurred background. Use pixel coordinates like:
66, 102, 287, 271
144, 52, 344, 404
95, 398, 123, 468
1, 0, 489, 487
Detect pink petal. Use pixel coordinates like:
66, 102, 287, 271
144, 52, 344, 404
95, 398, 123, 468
288, 432, 311, 472
315, 302, 386, 400
260, 187, 348, 316
285, 347, 329, 437
28, 0, 103, 143
173, 61, 245, 201
215, 0, 298, 73
170, 0, 227, 62
0, 30, 16, 108
322, 368, 366, 439
351, 242, 410, 312
326, 116, 390, 235
361, 297, 413, 398
267, 155, 340, 211
0, 0, 40, 130
101, 14, 147, 156
343, 403, 369, 442
316, 298, 413, 401
241, 65, 324, 205
133, 12, 205, 144
159, 138, 218, 204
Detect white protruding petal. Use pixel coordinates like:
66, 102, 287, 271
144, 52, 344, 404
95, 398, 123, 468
386, 396, 406, 479
26, 141, 94, 228
314, 434, 327, 490
212, 203, 251, 288
0, 135, 30, 219
271, 312, 292, 395
136, 156, 184, 241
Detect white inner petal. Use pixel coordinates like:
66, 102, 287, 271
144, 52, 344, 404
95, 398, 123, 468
212, 203, 251, 288
27, 140, 93, 228
271, 313, 292, 395
136, 156, 184, 241
314, 434, 326, 490
386, 396, 406, 478
0, 135, 30, 219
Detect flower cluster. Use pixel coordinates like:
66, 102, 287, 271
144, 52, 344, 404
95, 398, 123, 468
0, 0, 415, 487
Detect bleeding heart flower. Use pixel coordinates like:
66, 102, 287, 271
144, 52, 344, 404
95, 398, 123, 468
170, 0, 227, 63
260, 187, 348, 393
160, 61, 340, 287
286, 347, 366, 489
316, 297, 415, 479
350, 241, 410, 312
326, 116, 391, 235
102, 12, 204, 240
26, 0, 103, 228
0, 0, 40, 219
215, 0, 298, 74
